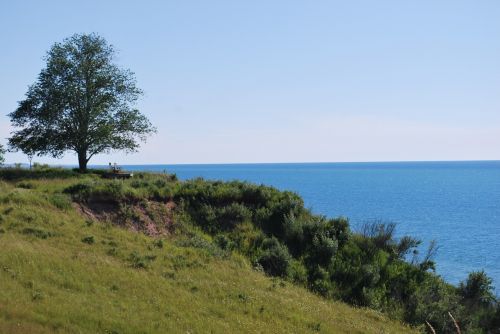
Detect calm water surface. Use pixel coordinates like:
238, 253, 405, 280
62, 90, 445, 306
115, 161, 500, 286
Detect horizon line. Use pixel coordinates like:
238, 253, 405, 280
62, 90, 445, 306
95, 159, 500, 166
11, 159, 498, 167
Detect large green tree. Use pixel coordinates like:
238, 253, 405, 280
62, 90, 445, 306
8, 33, 155, 171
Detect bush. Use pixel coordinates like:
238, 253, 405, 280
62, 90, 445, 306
81, 236, 95, 244
213, 203, 252, 230
307, 234, 338, 267
288, 260, 308, 285
214, 234, 234, 251
49, 194, 72, 210
176, 233, 223, 257
153, 239, 164, 249
32, 163, 50, 170
22, 227, 54, 239
16, 181, 35, 189
64, 181, 134, 202
93, 182, 128, 201
129, 251, 156, 269
407, 276, 464, 333
308, 266, 332, 297
0, 167, 79, 181
257, 237, 292, 277
63, 174, 176, 203
459, 271, 495, 308
63, 182, 93, 200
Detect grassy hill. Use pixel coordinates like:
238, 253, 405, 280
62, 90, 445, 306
0, 170, 416, 334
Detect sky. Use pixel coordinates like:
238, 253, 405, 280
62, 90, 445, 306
1, 0, 499, 165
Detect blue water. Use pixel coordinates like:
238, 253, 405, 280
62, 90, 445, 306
117, 161, 500, 286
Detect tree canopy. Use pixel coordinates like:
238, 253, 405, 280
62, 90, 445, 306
8, 33, 155, 171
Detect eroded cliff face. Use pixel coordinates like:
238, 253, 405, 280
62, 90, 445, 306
75, 199, 176, 237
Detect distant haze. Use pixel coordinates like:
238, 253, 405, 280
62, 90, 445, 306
1, 1, 499, 164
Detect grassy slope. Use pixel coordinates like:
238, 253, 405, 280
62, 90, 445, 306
0, 177, 417, 333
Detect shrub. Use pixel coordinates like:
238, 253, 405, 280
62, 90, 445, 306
0, 167, 78, 181
176, 233, 223, 257
459, 271, 495, 308
81, 236, 95, 244
107, 247, 118, 256
63, 182, 92, 199
22, 228, 54, 239
228, 222, 264, 257
257, 237, 292, 277
16, 181, 35, 189
327, 217, 350, 248
307, 234, 338, 267
215, 203, 252, 230
64, 180, 137, 202
308, 266, 332, 297
129, 251, 156, 269
288, 260, 308, 285
153, 239, 164, 249
49, 194, 72, 210
307, 322, 321, 332
93, 182, 128, 201
214, 234, 233, 251
153, 179, 167, 188
407, 276, 464, 333
32, 163, 50, 170
129, 251, 147, 269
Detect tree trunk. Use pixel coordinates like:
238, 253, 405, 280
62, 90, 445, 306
78, 151, 88, 172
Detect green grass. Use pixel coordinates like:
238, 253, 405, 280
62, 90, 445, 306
0, 176, 417, 333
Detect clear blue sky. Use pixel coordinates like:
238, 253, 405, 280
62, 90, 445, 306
1, 0, 499, 165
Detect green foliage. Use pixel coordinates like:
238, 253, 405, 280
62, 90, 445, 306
459, 271, 496, 308
309, 265, 334, 298
63, 173, 175, 203
63, 182, 93, 198
65, 180, 134, 203
81, 235, 95, 244
307, 322, 321, 332
288, 260, 308, 285
49, 193, 72, 210
153, 238, 164, 249
0, 167, 79, 181
407, 275, 464, 333
8, 33, 156, 171
128, 251, 156, 269
22, 227, 55, 239
173, 179, 305, 236
214, 234, 234, 251
309, 233, 338, 266
256, 237, 292, 277
32, 162, 51, 170
16, 181, 36, 189
175, 233, 223, 258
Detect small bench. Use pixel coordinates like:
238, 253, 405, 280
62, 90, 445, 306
103, 172, 133, 179
103, 163, 133, 179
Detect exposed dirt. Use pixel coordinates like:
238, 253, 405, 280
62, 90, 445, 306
74, 200, 176, 237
